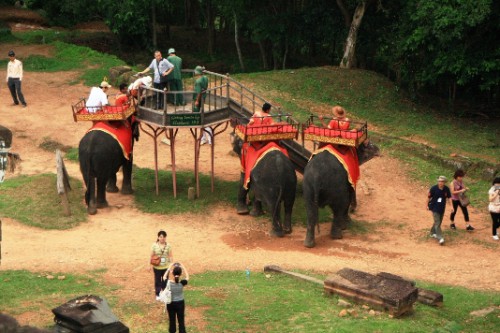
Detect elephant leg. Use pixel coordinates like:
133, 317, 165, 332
87, 177, 97, 215
106, 173, 119, 193
236, 173, 249, 215
96, 177, 109, 208
121, 158, 134, 195
250, 200, 264, 217
331, 205, 347, 239
283, 198, 293, 234
304, 201, 318, 248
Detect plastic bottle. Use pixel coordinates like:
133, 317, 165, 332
245, 268, 250, 279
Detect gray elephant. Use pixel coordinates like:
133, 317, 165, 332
231, 133, 297, 237
78, 120, 138, 215
303, 141, 380, 247
0, 124, 21, 183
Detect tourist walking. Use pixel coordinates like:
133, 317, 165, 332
163, 262, 189, 333
449, 169, 474, 231
150, 230, 173, 300
488, 177, 500, 240
139, 51, 174, 110
6, 50, 27, 107
166, 48, 184, 105
427, 176, 453, 245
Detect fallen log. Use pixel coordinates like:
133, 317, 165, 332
264, 265, 323, 285
324, 268, 418, 317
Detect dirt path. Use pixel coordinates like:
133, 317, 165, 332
1, 44, 499, 318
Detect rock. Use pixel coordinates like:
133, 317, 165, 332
338, 299, 352, 307
470, 306, 499, 317
338, 309, 348, 317
368, 309, 376, 316
347, 309, 358, 317
58, 276, 66, 280
362, 305, 370, 310
46, 275, 54, 280
108, 66, 133, 84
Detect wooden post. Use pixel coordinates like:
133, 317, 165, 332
56, 150, 71, 216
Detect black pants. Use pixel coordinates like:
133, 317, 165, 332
167, 300, 186, 333
7, 77, 26, 106
450, 199, 469, 222
153, 268, 167, 296
491, 212, 500, 236
154, 81, 167, 109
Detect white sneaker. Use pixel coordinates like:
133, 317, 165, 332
439, 238, 445, 245
493, 235, 499, 241
161, 138, 171, 145
155, 296, 161, 301
200, 140, 207, 145
430, 234, 437, 239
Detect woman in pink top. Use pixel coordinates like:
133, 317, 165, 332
450, 169, 474, 231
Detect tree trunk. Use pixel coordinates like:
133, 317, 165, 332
151, 1, 157, 49
206, 0, 215, 56
258, 41, 268, 70
233, 11, 245, 71
335, 0, 352, 27
340, 1, 367, 69
282, 39, 288, 70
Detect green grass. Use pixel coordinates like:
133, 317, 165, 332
3, 270, 499, 332
0, 174, 87, 229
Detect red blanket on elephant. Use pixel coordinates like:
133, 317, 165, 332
241, 141, 289, 190
310, 144, 359, 189
87, 121, 132, 160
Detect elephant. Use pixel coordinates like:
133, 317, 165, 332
78, 120, 138, 215
303, 141, 380, 248
231, 133, 297, 237
0, 124, 21, 183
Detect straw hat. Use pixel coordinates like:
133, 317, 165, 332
332, 106, 346, 119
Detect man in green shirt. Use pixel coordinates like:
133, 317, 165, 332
192, 66, 208, 113
192, 66, 211, 144
166, 48, 184, 105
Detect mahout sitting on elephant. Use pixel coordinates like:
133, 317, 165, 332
302, 141, 379, 248
78, 119, 139, 215
231, 133, 297, 237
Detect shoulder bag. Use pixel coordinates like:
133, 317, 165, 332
159, 280, 172, 306
150, 254, 161, 266
458, 192, 470, 207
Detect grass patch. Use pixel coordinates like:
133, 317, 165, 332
3, 270, 499, 332
0, 174, 87, 229
65, 147, 79, 161
39, 137, 72, 153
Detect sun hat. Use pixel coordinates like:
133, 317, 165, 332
143, 76, 152, 87
100, 81, 112, 88
437, 176, 447, 182
8, 50, 15, 57
332, 106, 346, 119
194, 66, 204, 75
168, 48, 175, 54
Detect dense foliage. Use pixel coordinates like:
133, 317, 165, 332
19, 0, 500, 114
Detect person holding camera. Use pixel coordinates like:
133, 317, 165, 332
163, 262, 189, 333
488, 177, 500, 240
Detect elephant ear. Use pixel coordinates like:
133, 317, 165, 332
0, 125, 13, 148
357, 141, 380, 165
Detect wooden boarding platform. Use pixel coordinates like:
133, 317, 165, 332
71, 98, 135, 122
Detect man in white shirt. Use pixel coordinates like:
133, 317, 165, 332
138, 50, 174, 109
86, 81, 111, 113
6, 50, 27, 107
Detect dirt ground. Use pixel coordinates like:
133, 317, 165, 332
0, 18, 499, 328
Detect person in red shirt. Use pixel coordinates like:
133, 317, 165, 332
114, 83, 130, 108
248, 102, 274, 126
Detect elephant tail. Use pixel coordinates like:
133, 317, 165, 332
273, 186, 283, 227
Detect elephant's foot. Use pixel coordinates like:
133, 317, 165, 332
283, 227, 293, 235
236, 202, 249, 215
340, 217, 351, 230
270, 228, 284, 238
87, 205, 97, 215
96, 201, 109, 209
106, 184, 119, 193
121, 187, 134, 195
304, 237, 315, 248
330, 228, 343, 239
249, 209, 264, 217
